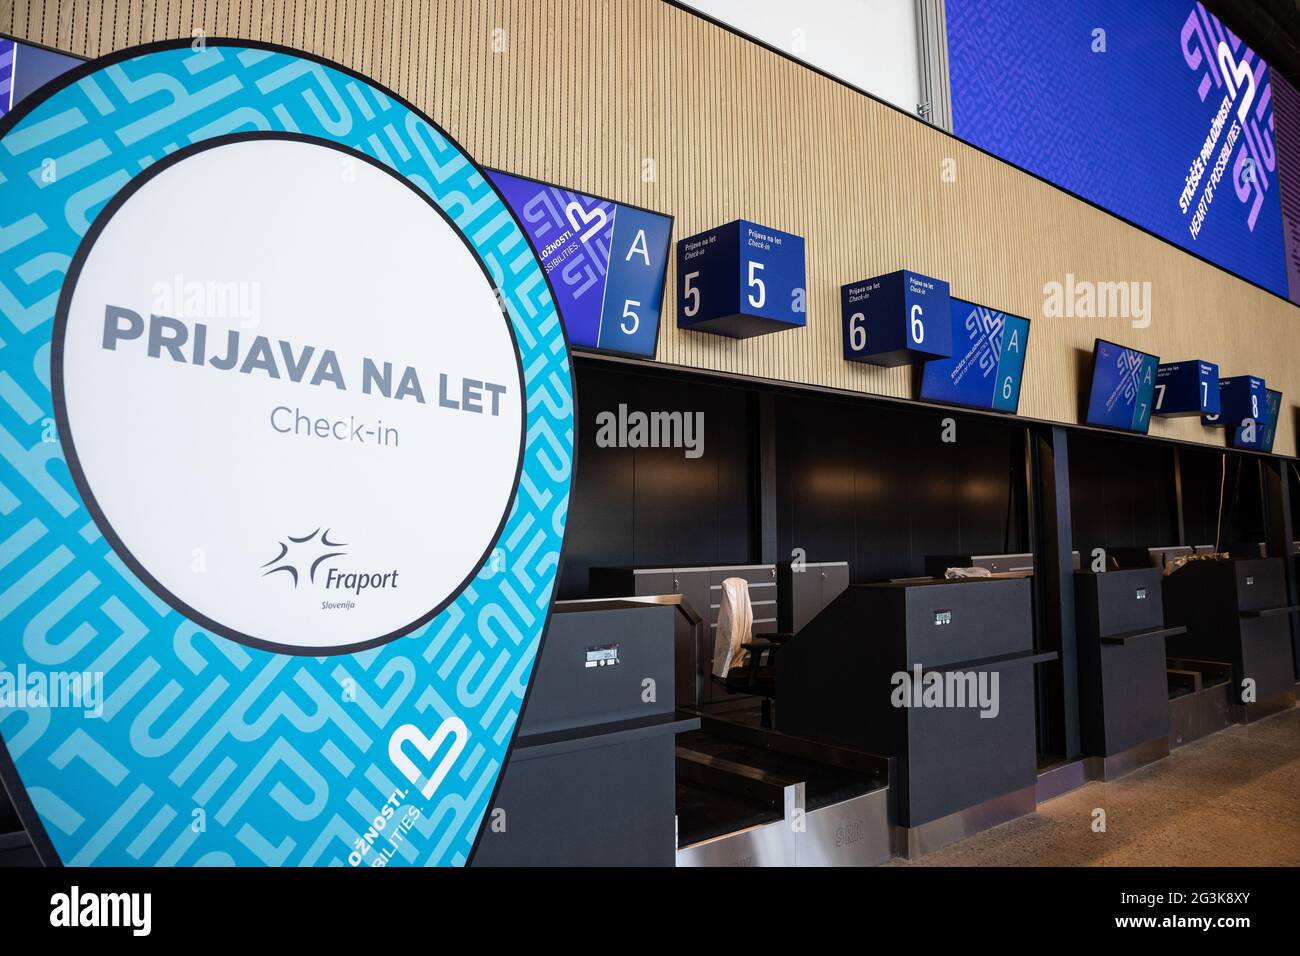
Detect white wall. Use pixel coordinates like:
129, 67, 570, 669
680, 0, 922, 114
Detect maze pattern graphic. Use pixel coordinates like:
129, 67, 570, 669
1180, 2, 1275, 234
0, 41, 573, 866
488, 170, 617, 351
947, 0, 1289, 301
0, 39, 14, 119
959, 305, 1004, 380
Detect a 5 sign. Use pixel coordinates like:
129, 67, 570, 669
488, 169, 672, 358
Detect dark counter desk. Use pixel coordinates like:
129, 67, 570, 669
471, 600, 697, 866
775, 577, 1051, 856
1074, 568, 1183, 778
1162, 558, 1298, 710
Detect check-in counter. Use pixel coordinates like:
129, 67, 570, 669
472, 600, 698, 866
775, 578, 1053, 857
1161, 558, 1298, 711
1074, 568, 1185, 778
1108, 545, 1193, 572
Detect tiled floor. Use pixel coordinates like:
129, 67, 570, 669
891, 706, 1300, 866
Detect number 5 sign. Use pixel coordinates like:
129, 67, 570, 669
676, 219, 807, 338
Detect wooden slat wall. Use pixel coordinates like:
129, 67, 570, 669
6, 0, 1298, 455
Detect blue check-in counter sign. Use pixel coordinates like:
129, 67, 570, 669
918, 299, 1029, 413
1154, 360, 1219, 417
843, 270, 953, 368
487, 169, 672, 358
677, 219, 807, 338
1203, 375, 1266, 427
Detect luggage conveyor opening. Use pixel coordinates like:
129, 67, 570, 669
553, 588, 896, 866
1167, 657, 1237, 747
674, 713, 893, 867
1105, 546, 1259, 748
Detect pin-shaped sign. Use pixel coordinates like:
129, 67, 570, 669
0, 40, 573, 867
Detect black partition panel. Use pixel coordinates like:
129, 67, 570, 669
1290, 461, 1300, 541
1179, 446, 1267, 551
1068, 432, 1177, 561
773, 395, 1027, 581
562, 361, 758, 598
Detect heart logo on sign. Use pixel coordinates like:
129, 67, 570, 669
389, 718, 470, 800
565, 200, 610, 244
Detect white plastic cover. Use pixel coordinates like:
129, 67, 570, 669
944, 566, 993, 579
712, 576, 754, 679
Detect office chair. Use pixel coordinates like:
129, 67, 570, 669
711, 577, 793, 727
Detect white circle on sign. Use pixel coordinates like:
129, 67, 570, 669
56, 135, 524, 654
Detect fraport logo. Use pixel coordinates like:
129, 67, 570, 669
261, 527, 400, 606
261, 527, 348, 588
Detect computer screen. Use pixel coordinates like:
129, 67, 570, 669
486, 168, 672, 358
919, 298, 1030, 413
1084, 339, 1159, 434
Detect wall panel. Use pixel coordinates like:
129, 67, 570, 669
5, 0, 1299, 455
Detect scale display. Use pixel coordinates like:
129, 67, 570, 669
918, 298, 1030, 413
487, 169, 671, 358
1084, 339, 1160, 434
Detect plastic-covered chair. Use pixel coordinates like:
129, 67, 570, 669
711, 577, 793, 726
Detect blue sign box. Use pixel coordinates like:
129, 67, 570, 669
600, 205, 673, 354
1154, 360, 1219, 417
918, 298, 1030, 413
1085, 339, 1159, 434
677, 219, 807, 338
1232, 388, 1282, 452
842, 270, 952, 367
1203, 375, 1266, 428
487, 169, 673, 358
